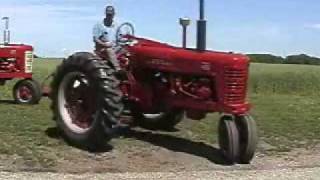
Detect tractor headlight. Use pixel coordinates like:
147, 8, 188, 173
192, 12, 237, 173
25, 51, 34, 73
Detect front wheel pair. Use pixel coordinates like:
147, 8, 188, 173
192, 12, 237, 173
218, 115, 258, 164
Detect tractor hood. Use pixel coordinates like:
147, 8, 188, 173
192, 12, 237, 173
0, 44, 33, 58
128, 37, 250, 75
0, 44, 33, 52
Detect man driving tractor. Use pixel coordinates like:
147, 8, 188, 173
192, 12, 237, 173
93, 5, 129, 127
93, 5, 122, 73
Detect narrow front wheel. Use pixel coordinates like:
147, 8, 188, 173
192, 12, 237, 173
236, 115, 258, 164
218, 115, 240, 164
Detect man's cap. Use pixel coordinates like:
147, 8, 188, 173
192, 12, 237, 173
106, 6, 115, 15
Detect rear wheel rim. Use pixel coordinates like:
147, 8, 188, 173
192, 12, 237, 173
58, 72, 97, 134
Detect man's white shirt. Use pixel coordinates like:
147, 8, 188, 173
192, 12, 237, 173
93, 20, 118, 44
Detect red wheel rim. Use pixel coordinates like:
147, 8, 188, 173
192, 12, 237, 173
17, 86, 33, 102
64, 75, 97, 130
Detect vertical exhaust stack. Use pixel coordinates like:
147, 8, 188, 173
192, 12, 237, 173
2, 17, 10, 45
197, 0, 207, 51
179, 18, 191, 49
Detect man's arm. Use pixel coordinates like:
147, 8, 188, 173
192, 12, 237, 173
93, 37, 113, 48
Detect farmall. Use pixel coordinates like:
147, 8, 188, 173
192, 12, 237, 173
0, 17, 41, 104
50, 0, 258, 164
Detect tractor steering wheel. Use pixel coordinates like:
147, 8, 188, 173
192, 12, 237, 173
115, 22, 135, 46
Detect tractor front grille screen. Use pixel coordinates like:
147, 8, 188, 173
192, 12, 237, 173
224, 67, 247, 104
25, 51, 33, 73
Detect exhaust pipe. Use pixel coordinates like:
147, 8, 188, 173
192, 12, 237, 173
2, 17, 10, 45
196, 0, 206, 51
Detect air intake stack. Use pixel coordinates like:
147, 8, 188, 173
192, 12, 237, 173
179, 18, 191, 49
2, 17, 10, 45
196, 0, 206, 51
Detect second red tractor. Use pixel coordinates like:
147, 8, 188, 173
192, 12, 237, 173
0, 17, 41, 104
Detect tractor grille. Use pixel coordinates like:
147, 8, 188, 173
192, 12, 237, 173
25, 51, 34, 73
224, 67, 247, 104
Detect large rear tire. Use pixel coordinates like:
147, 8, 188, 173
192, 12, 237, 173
50, 52, 123, 150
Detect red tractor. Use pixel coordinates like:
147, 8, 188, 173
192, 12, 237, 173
50, 0, 258, 164
0, 17, 41, 104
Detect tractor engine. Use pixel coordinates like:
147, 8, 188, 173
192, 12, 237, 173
170, 76, 213, 100
150, 73, 215, 120
0, 58, 18, 72
0, 47, 34, 73
152, 73, 213, 101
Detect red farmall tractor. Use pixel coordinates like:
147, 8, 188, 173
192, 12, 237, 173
0, 17, 41, 104
50, 0, 258, 164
